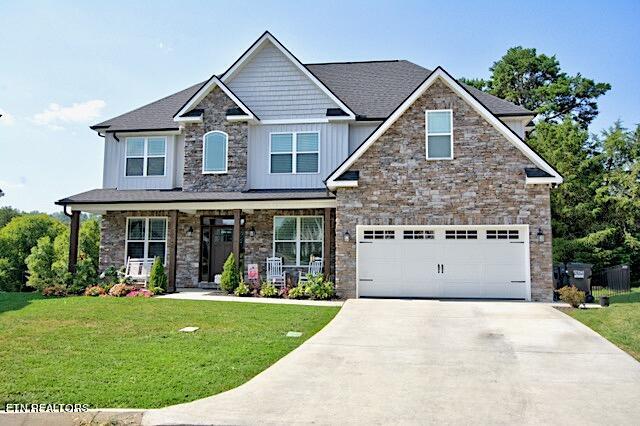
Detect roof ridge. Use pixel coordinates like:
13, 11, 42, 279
305, 59, 402, 66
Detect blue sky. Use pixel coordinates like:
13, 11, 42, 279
0, 0, 638, 212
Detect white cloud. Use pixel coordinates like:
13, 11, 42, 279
0, 177, 27, 189
32, 100, 106, 128
0, 109, 15, 126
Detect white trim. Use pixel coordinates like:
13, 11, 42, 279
221, 32, 356, 120
115, 130, 181, 137
269, 131, 320, 175
173, 76, 256, 122
202, 130, 229, 174
68, 198, 336, 214
124, 216, 168, 265
425, 109, 454, 160
225, 115, 252, 122
273, 215, 324, 267
526, 177, 559, 185
261, 118, 329, 125
174, 114, 203, 123
354, 224, 531, 301
326, 68, 562, 189
124, 136, 167, 178
332, 180, 358, 188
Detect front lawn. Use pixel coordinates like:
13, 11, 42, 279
0, 293, 339, 408
567, 288, 640, 361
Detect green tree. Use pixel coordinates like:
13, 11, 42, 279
148, 257, 168, 294
25, 236, 61, 290
0, 214, 65, 291
461, 46, 610, 127
0, 206, 21, 229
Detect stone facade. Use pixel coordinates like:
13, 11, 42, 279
100, 209, 336, 289
182, 86, 248, 192
334, 79, 553, 301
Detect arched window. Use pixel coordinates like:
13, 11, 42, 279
202, 131, 228, 174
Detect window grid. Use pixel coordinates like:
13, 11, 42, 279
445, 230, 478, 240
125, 137, 166, 177
486, 230, 520, 240
272, 216, 324, 267
425, 109, 453, 160
363, 230, 395, 240
125, 217, 168, 263
269, 132, 319, 174
403, 230, 435, 240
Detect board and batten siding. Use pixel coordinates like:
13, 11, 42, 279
102, 132, 180, 190
348, 122, 380, 154
247, 123, 349, 189
226, 42, 339, 120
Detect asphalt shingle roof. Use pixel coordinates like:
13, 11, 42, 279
56, 188, 334, 205
91, 60, 533, 132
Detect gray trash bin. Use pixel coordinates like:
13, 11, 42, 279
566, 262, 593, 293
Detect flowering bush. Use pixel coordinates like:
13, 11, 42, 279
42, 284, 67, 297
287, 284, 306, 299
126, 289, 153, 298
84, 285, 106, 297
108, 283, 134, 297
233, 279, 251, 297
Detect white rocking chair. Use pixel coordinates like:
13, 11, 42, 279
266, 257, 287, 288
299, 259, 323, 284
124, 257, 153, 286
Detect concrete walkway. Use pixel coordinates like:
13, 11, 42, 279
144, 299, 640, 425
158, 288, 343, 307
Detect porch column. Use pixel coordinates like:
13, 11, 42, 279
233, 209, 241, 264
324, 207, 332, 278
67, 210, 80, 274
167, 210, 178, 293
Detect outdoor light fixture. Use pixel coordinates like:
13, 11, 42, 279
186, 226, 194, 237
343, 230, 351, 242
537, 227, 544, 243
249, 226, 256, 238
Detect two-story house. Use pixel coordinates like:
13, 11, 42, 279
57, 32, 562, 301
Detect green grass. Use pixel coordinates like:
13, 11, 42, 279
0, 292, 339, 408
567, 287, 640, 361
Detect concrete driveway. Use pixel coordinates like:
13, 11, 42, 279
144, 299, 640, 425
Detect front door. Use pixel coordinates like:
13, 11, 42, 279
200, 217, 242, 282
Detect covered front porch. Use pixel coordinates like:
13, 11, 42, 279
56, 189, 336, 293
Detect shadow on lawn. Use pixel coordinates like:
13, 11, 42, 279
0, 292, 44, 314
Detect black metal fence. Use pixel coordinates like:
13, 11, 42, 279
590, 264, 631, 297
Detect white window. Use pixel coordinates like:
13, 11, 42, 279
125, 137, 166, 176
270, 132, 319, 174
125, 217, 167, 262
273, 216, 323, 266
203, 131, 228, 174
425, 110, 453, 159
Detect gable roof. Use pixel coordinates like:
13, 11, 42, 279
220, 31, 356, 120
173, 76, 258, 122
90, 37, 534, 132
306, 60, 533, 119
326, 67, 562, 189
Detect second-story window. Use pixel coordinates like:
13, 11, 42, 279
125, 136, 166, 177
270, 132, 319, 174
203, 131, 228, 174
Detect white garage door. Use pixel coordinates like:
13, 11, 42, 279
357, 226, 530, 300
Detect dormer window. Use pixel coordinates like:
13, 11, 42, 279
203, 131, 228, 174
125, 136, 166, 177
425, 110, 453, 160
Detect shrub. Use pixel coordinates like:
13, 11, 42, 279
287, 284, 307, 299
259, 281, 278, 298
299, 274, 336, 300
126, 289, 153, 298
84, 285, 106, 297
148, 257, 168, 294
42, 284, 67, 297
220, 253, 240, 294
109, 283, 134, 297
557, 285, 586, 308
233, 279, 251, 297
